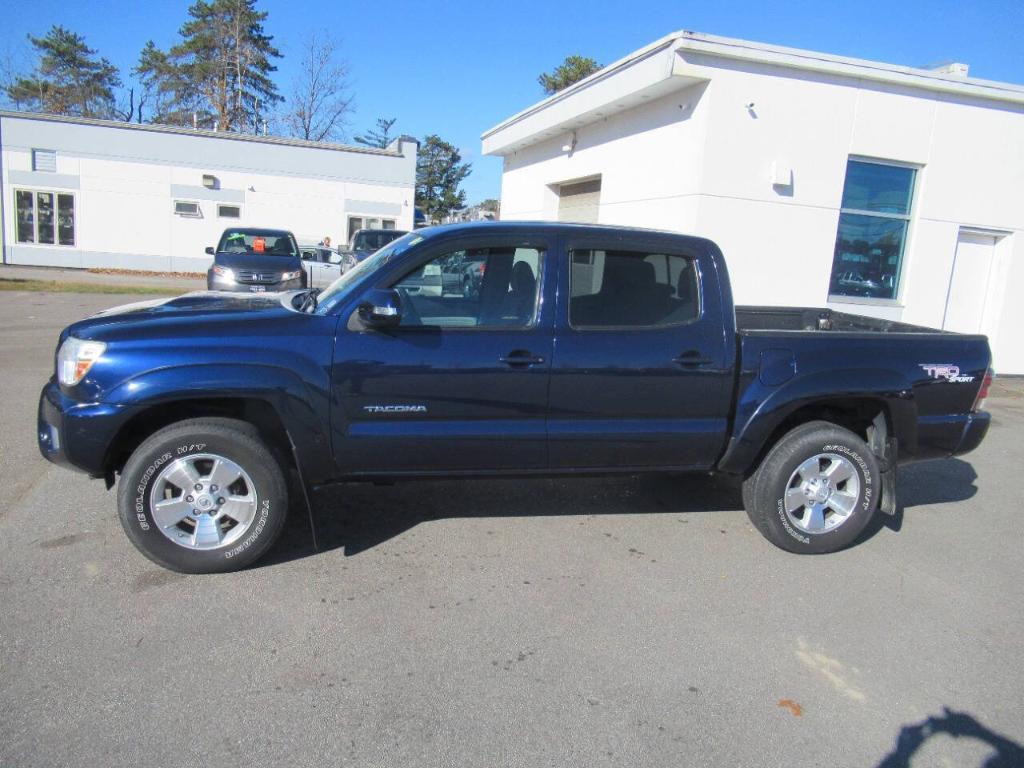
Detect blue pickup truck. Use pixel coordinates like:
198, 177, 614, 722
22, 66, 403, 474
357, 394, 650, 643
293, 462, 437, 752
38, 222, 993, 573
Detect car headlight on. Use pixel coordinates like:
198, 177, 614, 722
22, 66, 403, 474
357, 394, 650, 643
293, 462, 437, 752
212, 265, 234, 280
57, 337, 107, 386
281, 270, 302, 281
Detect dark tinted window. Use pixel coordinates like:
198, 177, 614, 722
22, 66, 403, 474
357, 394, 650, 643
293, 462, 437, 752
354, 230, 407, 252
392, 246, 542, 328
569, 249, 699, 328
217, 231, 298, 257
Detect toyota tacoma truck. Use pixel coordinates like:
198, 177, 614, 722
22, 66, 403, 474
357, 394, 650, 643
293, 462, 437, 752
38, 222, 993, 573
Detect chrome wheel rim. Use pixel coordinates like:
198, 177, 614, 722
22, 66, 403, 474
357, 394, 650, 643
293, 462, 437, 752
783, 453, 860, 535
148, 453, 258, 550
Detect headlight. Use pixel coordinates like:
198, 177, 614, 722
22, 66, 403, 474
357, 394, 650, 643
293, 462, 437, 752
212, 265, 234, 279
57, 337, 106, 386
281, 270, 302, 281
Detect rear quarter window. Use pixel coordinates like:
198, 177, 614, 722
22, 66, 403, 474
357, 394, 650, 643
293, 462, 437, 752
569, 249, 699, 328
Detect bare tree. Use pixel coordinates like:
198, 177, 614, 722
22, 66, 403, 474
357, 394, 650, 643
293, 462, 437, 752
283, 32, 353, 142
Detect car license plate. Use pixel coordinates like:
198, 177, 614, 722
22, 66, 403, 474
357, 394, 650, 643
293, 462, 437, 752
249, 285, 266, 293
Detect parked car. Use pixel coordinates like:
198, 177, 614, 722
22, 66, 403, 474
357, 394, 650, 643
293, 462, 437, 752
300, 245, 344, 289
340, 228, 408, 271
440, 249, 486, 297
206, 228, 306, 292
39, 222, 993, 573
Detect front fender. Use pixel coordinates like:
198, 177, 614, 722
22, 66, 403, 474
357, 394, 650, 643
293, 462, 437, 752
103, 363, 333, 484
718, 366, 916, 475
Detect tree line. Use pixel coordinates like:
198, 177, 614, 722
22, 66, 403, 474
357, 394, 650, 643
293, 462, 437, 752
3, 0, 601, 221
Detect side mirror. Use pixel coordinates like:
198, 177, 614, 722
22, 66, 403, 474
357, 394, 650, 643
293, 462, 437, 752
205, 246, 215, 255
329, 253, 343, 264
358, 288, 402, 329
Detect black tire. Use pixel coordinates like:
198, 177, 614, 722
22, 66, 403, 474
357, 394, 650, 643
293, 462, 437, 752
117, 418, 289, 573
742, 421, 879, 554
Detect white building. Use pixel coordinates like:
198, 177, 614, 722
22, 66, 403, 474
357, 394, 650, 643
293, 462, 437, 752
0, 111, 417, 273
483, 32, 1024, 374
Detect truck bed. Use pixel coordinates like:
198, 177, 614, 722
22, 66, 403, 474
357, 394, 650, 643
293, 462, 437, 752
735, 306, 955, 335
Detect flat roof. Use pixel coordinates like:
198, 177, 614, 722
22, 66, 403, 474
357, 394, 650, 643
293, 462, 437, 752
0, 109, 405, 157
482, 30, 1024, 155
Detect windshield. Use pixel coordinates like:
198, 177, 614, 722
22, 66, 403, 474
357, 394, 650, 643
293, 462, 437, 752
315, 231, 423, 314
218, 230, 299, 258
352, 230, 406, 252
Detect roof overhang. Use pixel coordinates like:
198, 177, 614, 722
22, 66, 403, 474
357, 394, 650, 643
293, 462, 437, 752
482, 31, 1024, 157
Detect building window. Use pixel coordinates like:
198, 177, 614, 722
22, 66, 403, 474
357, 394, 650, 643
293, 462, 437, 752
382, 219, 396, 230
32, 149, 56, 172
14, 189, 75, 246
217, 204, 241, 218
174, 200, 201, 217
829, 159, 916, 301
347, 216, 363, 243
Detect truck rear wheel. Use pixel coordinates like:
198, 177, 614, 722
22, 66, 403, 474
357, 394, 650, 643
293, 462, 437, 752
117, 418, 289, 573
742, 421, 879, 554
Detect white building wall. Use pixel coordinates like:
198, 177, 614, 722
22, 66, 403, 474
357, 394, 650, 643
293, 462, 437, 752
494, 58, 1024, 373
1, 113, 417, 274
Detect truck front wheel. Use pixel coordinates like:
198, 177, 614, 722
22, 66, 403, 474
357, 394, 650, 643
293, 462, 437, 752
117, 418, 289, 573
743, 421, 879, 554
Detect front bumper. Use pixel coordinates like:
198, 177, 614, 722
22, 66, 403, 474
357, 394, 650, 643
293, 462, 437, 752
38, 379, 136, 476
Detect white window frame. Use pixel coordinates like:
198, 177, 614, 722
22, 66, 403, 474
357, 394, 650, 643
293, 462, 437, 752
13, 188, 76, 247
828, 156, 921, 307
174, 200, 202, 218
217, 204, 242, 219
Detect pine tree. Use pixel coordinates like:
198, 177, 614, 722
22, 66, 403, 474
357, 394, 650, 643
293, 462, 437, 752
537, 55, 601, 95
135, 0, 282, 132
416, 135, 471, 220
6, 26, 121, 118
354, 117, 397, 148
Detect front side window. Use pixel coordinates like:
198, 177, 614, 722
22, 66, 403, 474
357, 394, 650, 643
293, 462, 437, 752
569, 249, 699, 328
391, 246, 542, 328
15, 189, 75, 246
829, 159, 916, 301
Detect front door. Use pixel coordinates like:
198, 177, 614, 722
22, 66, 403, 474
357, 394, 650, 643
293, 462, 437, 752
548, 239, 733, 470
332, 236, 553, 475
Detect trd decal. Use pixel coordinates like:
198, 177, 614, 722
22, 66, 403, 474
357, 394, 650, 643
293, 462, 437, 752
920, 364, 975, 383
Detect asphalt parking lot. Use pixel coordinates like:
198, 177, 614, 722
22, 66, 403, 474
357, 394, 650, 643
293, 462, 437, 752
2, 289, 1022, 767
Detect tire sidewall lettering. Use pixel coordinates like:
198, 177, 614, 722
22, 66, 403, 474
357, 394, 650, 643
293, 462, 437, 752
224, 499, 271, 560
775, 440, 873, 542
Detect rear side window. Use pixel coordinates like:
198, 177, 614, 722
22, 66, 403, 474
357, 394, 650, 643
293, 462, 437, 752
569, 249, 699, 328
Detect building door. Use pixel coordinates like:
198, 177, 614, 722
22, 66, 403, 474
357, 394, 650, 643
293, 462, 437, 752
942, 231, 998, 334
557, 177, 601, 223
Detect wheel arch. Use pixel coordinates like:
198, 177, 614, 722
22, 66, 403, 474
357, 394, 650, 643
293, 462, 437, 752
103, 397, 296, 482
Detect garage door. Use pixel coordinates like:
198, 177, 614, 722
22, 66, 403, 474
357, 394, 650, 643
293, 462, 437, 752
557, 178, 601, 223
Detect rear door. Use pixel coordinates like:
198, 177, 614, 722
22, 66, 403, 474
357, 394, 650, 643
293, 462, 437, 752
331, 234, 554, 474
548, 235, 732, 469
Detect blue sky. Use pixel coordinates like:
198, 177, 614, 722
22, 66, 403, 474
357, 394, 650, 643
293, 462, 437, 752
2, 0, 1021, 203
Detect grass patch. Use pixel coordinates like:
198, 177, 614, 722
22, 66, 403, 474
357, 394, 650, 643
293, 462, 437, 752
0, 278, 178, 295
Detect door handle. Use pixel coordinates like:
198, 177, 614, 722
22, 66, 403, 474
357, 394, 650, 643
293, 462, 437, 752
500, 351, 545, 367
673, 350, 714, 367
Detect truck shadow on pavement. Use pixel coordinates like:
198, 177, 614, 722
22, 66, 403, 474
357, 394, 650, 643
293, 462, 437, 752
866, 458, 978, 537
260, 457, 979, 567
875, 707, 1024, 767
